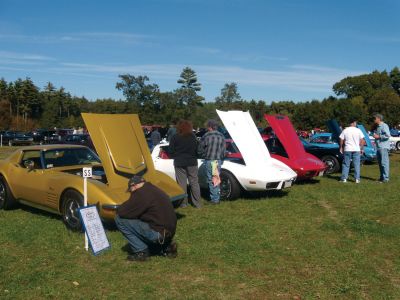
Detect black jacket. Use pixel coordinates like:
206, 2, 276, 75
169, 133, 198, 167
116, 183, 177, 236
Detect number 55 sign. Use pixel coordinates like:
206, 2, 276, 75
83, 167, 92, 178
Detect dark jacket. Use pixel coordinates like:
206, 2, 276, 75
116, 182, 177, 236
198, 130, 226, 160
169, 133, 198, 167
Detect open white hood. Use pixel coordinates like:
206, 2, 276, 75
217, 110, 297, 178
217, 110, 272, 167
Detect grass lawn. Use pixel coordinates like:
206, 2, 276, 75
0, 146, 399, 299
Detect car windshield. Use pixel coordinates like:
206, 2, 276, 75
43, 148, 101, 168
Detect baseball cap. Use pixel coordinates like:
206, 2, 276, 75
127, 175, 145, 191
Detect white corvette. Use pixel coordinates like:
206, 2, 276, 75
152, 110, 297, 200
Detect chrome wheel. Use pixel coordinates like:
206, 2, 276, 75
62, 190, 83, 231
220, 175, 232, 201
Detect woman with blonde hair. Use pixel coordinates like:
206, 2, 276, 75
169, 120, 201, 208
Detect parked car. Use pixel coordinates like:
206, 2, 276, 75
309, 120, 376, 163
389, 136, 400, 151
309, 132, 337, 145
152, 110, 297, 201
62, 134, 95, 150
8, 132, 34, 146
27, 129, 59, 144
300, 137, 344, 174
263, 115, 326, 180
0, 113, 186, 231
390, 128, 400, 137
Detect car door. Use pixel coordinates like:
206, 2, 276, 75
7, 150, 48, 205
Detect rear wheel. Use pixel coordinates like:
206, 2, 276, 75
321, 155, 340, 174
396, 142, 400, 151
61, 190, 84, 231
0, 177, 17, 210
220, 170, 241, 201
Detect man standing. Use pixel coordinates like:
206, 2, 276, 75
150, 127, 161, 148
373, 113, 391, 183
198, 119, 226, 204
166, 123, 177, 142
339, 119, 365, 183
115, 175, 177, 261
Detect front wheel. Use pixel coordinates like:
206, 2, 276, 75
321, 155, 340, 174
61, 189, 84, 231
396, 142, 400, 151
220, 170, 242, 201
0, 177, 17, 210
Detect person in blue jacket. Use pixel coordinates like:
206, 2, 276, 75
373, 114, 391, 183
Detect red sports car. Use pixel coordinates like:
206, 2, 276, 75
225, 115, 326, 180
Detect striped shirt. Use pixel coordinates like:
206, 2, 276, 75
198, 130, 226, 160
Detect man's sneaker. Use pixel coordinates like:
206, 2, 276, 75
339, 179, 347, 183
355, 179, 360, 184
127, 250, 149, 262
163, 241, 178, 258
379, 180, 389, 184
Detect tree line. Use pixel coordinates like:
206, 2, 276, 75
0, 66, 399, 131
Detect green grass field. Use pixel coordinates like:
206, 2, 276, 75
0, 146, 399, 299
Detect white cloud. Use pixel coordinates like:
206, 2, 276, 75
53, 62, 363, 92
0, 51, 55, 61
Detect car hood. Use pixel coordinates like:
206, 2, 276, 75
264, 114, 308, 160
327, 119, 342, 143
216, 110, 295, 177
357, 124, 374, 149
82, 113, 184, 198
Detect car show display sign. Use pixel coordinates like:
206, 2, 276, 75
79, 205, 110, 255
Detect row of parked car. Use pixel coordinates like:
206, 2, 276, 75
0, 129, 93, 148
0, 111, 395, 231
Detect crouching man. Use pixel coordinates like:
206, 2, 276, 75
115, 175, 177, 261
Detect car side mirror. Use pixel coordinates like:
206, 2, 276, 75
24, 160, 35, 170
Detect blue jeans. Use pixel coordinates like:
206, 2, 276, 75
341, 151, 361, 181
205, 159, 222, 203
115, 216, 160, 253
377, 148, 390, 181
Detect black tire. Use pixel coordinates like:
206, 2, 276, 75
396, 142, 400, 151
0, 176, 17, 210
61, 189, 84, 231
321, 155, 340, 174
220, 169, 242, 201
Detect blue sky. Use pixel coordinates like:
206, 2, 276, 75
0, 0, 399, 102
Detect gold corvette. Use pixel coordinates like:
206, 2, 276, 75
0, 113, 185, 230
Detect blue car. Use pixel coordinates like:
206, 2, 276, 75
309, 120, 376, 162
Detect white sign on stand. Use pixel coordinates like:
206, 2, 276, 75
79, 205, 110, 255
82, 167, 92, 251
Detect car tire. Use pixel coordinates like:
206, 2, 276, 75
396, 142, 400, 151
321, 155, 340, 174
0, 176, 17, 210
220, 169, 242, 201
61, 189, 84, 231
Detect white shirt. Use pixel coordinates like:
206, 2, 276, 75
339, 126, 364, 152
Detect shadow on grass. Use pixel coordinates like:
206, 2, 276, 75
18, 204, 62, 221
295, 178, 321, 185
325, 173, 377, 181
